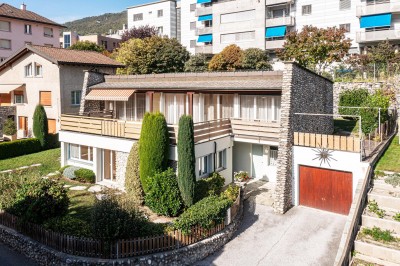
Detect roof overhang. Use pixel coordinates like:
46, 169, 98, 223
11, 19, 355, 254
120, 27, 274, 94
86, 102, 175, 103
0, 84, 25, 94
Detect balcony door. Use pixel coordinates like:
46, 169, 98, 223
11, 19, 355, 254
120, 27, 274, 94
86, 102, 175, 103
102, 149, 116, 182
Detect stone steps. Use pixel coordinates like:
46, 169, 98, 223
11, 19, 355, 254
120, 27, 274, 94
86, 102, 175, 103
353, 253, 397, 266
368, 193, 400, 210
373, 180, 400, 194
362, 215, 400, 234
354, 240, 400, 265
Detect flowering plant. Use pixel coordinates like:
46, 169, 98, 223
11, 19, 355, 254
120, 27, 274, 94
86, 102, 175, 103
234, 171, 250, 182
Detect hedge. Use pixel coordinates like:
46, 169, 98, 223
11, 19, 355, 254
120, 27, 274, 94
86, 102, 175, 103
0, 138, 42, 160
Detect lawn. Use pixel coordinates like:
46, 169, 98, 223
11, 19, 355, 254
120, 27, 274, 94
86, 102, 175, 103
0, 148, 60, 175
376, 136, 400, 172
334, 118, 360, 136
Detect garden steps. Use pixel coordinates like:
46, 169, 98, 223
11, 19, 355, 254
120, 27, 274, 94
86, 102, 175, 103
362, 215, 400, 234
372, 180, 400, 194
354, 238, 400, 264
367, 192, 400, 210
353, 253, 396, 266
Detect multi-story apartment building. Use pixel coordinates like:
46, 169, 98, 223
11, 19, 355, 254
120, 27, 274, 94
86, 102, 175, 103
60, 32, 121, 52
0, 3, 64, 62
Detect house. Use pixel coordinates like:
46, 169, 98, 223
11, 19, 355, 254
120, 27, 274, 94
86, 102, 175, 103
58, 62, 333, 213
0, 44, 124, 139
60, 32, 122, 52
0, 3, 64, 62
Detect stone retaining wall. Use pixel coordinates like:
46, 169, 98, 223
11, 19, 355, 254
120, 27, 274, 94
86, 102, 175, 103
0, 106, 16, 136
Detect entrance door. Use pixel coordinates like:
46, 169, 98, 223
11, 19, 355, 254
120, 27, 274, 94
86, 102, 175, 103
252, 144, 265, 179
299, 166, 353, 215
18, 116, 28, 137
103, 150, 116, 182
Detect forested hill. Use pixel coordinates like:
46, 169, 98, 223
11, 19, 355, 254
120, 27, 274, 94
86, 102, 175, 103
63, 11, 127, 35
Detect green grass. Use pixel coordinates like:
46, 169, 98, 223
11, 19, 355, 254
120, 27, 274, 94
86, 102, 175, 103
334, 118, 360, 136
66, 190, 95, 223
376, 137, 400, 172
0, 148, 60, 175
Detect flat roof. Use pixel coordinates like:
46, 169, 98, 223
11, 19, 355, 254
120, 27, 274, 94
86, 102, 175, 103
127, 0, 176, 10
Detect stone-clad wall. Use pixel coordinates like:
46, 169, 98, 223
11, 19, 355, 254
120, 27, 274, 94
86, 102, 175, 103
274, 63, 334, 214
0, 106, 16, 136
79, 71, 106, 115
116, 151, 129, 189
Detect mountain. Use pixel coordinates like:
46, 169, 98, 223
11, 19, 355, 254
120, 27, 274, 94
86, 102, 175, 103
63, 11, 127, 35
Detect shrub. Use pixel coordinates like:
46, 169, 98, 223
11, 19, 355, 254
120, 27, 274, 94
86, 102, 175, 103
44, 216, 92, 237
47, 133, 60, 149
33, 104, 49, 148
0, 138, 41, 160
209, 44, 243, 71
221, 185, 240, 202
173, 196, 232, 234
195, 172, 225, 202
361, 227, 396, 242
145, 168, 183, 217
242, 48, 272, 70
360, 90, 390, 134
74, 169, 96, 183
0, 171, 35, 210
125, 143, 144, 205
63, 166, 81, 180
184, 54, 209, 72
393, 213, 400, 222
59, 165, 70, 173
367, 200, 386, 218
139, 112, 169, 193
7, 178, 69, 224
3, 118, 17, 136
338, 89, 369, 117
177, 115, 196, 207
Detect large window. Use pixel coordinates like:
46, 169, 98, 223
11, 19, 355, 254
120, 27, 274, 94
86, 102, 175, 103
116, 93, 146, 121
339, 0, 351, 10
220, 10, 255, 24
44, 27, 53, 37
0, 39, 11, 50
0, 21, 10, 32
221, 31, 255, 44
68, 144, 93, 162
24, 63, 33, 77
192, 94, 234, 123
64, 34, 71, 48
157, 9, 163, 17
240, 95, 281, 121
133, 13, 143, 21
71, 91, 81, 106
164, 93, 187, 124
302, 5, 312, 15
198, 154, 213, 177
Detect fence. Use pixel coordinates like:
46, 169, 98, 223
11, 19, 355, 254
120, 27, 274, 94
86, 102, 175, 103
0, 190, 241, 259
294, 132, 361, 153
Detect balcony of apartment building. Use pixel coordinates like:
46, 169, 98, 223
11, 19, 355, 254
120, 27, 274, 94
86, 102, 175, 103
356, 13, 400, 43
196, 14, 213, 36
195, 4, 212, 17
265, 7, 295, 28
266, 0, 293, 6
357, 0, 400, 17
195, 32, 213, 54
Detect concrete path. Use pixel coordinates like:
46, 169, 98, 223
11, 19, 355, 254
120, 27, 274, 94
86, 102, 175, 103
0, 242, 37, 266
197, 200, 346, 266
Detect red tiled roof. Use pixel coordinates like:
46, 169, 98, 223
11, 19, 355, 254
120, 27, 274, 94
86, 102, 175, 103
0, 3, 64, 28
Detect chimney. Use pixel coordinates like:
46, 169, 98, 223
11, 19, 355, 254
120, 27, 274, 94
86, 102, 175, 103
20, 3, 26, 11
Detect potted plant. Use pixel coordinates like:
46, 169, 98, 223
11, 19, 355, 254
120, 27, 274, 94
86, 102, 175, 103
3, 118, 17, 141
234, 171, 250, 182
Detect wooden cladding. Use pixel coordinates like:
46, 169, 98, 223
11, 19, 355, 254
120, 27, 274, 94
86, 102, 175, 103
48, 119, 56, 134
0, 93, 11, 106
231, 119, 280, 142
39, 91, 52, 106
294, 132, 361, 152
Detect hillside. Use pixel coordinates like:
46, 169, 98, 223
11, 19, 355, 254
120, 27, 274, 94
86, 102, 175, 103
63, 11, 127, 35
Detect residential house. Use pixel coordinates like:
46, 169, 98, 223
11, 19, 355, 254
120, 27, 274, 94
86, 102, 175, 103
0, 3, 64, 62
60, 32, 122, 52
0, 44, 123, 139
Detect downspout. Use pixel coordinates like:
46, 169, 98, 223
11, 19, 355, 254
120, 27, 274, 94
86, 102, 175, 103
214, 141, 217, 173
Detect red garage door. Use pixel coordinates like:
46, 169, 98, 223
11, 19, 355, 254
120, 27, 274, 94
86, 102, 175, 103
299, 166, 353, 215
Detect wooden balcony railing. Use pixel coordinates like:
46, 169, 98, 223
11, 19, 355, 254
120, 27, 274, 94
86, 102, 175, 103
294, 132, 361, 153
231, 119, 280, 142
193, 118, 231, 143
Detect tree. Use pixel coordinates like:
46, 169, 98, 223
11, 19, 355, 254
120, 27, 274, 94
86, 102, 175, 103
121, 25, 158, 42
68, 40, 105, 52
138, 112, 170, 193
114, 36, 190, 74
33, 105, 48, 148
242, 48, 272, 70
209, 44, 243, 71
125, 143, 143, 205
177, 115, 196, 207
370, 40, 396, 76
184, 54, 209, 72
276, 26, 351, 74
3, 118, 17, 136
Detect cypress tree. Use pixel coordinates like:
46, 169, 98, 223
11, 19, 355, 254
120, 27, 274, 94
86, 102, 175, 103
33, 104, 48, 148
139, 112, 169, 193
177, 115, 196, 207
125, 142, 143, 205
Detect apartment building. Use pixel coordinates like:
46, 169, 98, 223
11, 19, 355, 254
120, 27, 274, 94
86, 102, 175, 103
60, 32, 121, 52
0, 3, 64, 62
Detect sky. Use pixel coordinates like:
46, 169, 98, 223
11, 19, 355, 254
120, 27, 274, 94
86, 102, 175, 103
3, 0, 154, 23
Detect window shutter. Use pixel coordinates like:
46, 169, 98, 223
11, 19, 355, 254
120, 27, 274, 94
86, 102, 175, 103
48, 119, 56, 134
40, 91, 52, 106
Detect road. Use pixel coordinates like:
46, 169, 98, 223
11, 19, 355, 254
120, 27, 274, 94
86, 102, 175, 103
0, 242, 37, 266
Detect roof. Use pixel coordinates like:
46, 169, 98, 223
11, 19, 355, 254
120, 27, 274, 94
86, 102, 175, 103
0, 45, 125, 71
0, 3, 65, 28
127, 0, 176, 10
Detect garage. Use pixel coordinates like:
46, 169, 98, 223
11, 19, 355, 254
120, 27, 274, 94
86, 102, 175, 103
299, 165, 353, 215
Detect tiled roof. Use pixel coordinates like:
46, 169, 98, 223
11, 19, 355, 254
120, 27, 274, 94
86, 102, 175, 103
0, 3, 64, 28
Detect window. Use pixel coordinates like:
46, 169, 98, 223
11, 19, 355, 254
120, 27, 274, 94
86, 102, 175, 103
198, 154, 213, 177
0, 39, 11, 50
302, 5, 312, 15
64, 34, 71, 48
240, 95, 281, 121
217, 149, 227, 170
157, 9, 163, 17
101, 40, 108, 50
133, 13, 143, 21
35, 63, 42, 77
269, 146, 278, 166
115, 93, 146, 121
190, 40, 196, 48
0, 21, 10, 32
25, 63, 33, 77
157, 26, 163, 35
340, 23, 351, 33
68, 144, 93, 162
221, 31, 255, 43
44, 27, 53, 37
190, 21, 196, 30
39, 91, 52, 106
24, 24, 32, 34
14, 91, 24, 104
339, 0, 351, 10
190, 3, 196, 12
220, 10, 255, 24
71, 91, 81, 106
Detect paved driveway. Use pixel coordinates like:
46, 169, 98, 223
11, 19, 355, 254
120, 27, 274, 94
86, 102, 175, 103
0, 242, 37, 266
197, 200, 346, 266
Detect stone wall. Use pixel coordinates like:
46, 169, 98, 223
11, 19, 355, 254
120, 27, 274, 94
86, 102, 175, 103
115, 151, 129, 189
79, 71, 106, 115
0, 106, 16, 136
274, 62, 334, 214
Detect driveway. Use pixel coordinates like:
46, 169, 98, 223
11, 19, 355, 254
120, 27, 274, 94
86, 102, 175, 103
197, 199, 346, 266
0, 242, 37, 266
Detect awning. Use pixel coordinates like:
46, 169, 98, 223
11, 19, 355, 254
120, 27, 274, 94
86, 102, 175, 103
360, 13, 392, 28
266, 26, 287, 38
198, 14, 213, 21
197, 0, 211, 3
85, 89, 135, 101
197, 34, 213, 43
0, 84, 24, 94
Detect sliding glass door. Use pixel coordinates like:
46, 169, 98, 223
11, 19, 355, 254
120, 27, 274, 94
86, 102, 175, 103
103, 149, 116, 182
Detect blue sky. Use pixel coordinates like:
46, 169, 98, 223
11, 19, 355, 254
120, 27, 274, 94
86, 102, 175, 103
4, 0, 153, 23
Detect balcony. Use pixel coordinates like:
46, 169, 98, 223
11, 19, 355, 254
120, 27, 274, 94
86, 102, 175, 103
265, 39, 285, 50
356, 29, 400, 43
231, 119, 280, 143
357, 1, 400, 17
195, 6, 213, 17
196, 27, 213, 36
266, 0, 293, 6
265, 16, 295, 28
195, 45, 213, 54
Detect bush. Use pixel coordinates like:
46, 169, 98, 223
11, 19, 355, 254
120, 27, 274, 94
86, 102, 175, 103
184, 54, 209, 72
139, 112, 170, 193
195, 172, 225, 202
59, 165, 70, 173
125, 143, 144, 205
44, 216, 92, 237
360, 90, 390, 134
145, 168, 183, 217
338, 89, 369, 117
63, 166, 81, 180
221, 185, 240, 202
3, 118, 17, 135
241, 48, 272, 70
33, 104, 48, 148
361, 226, 396, 242
0, 138, 41, 160
74, 168, 96, 183
7, 178, 69, 224
47, 133, 60, 149
173, 196, 232, 234
209, 44, 243, 71
0, 171, 35, 210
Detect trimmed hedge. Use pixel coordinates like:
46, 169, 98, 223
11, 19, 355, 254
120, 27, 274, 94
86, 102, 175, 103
0, 138, 41, 160
338, 89, 369, 118
74, 168, 96, 183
